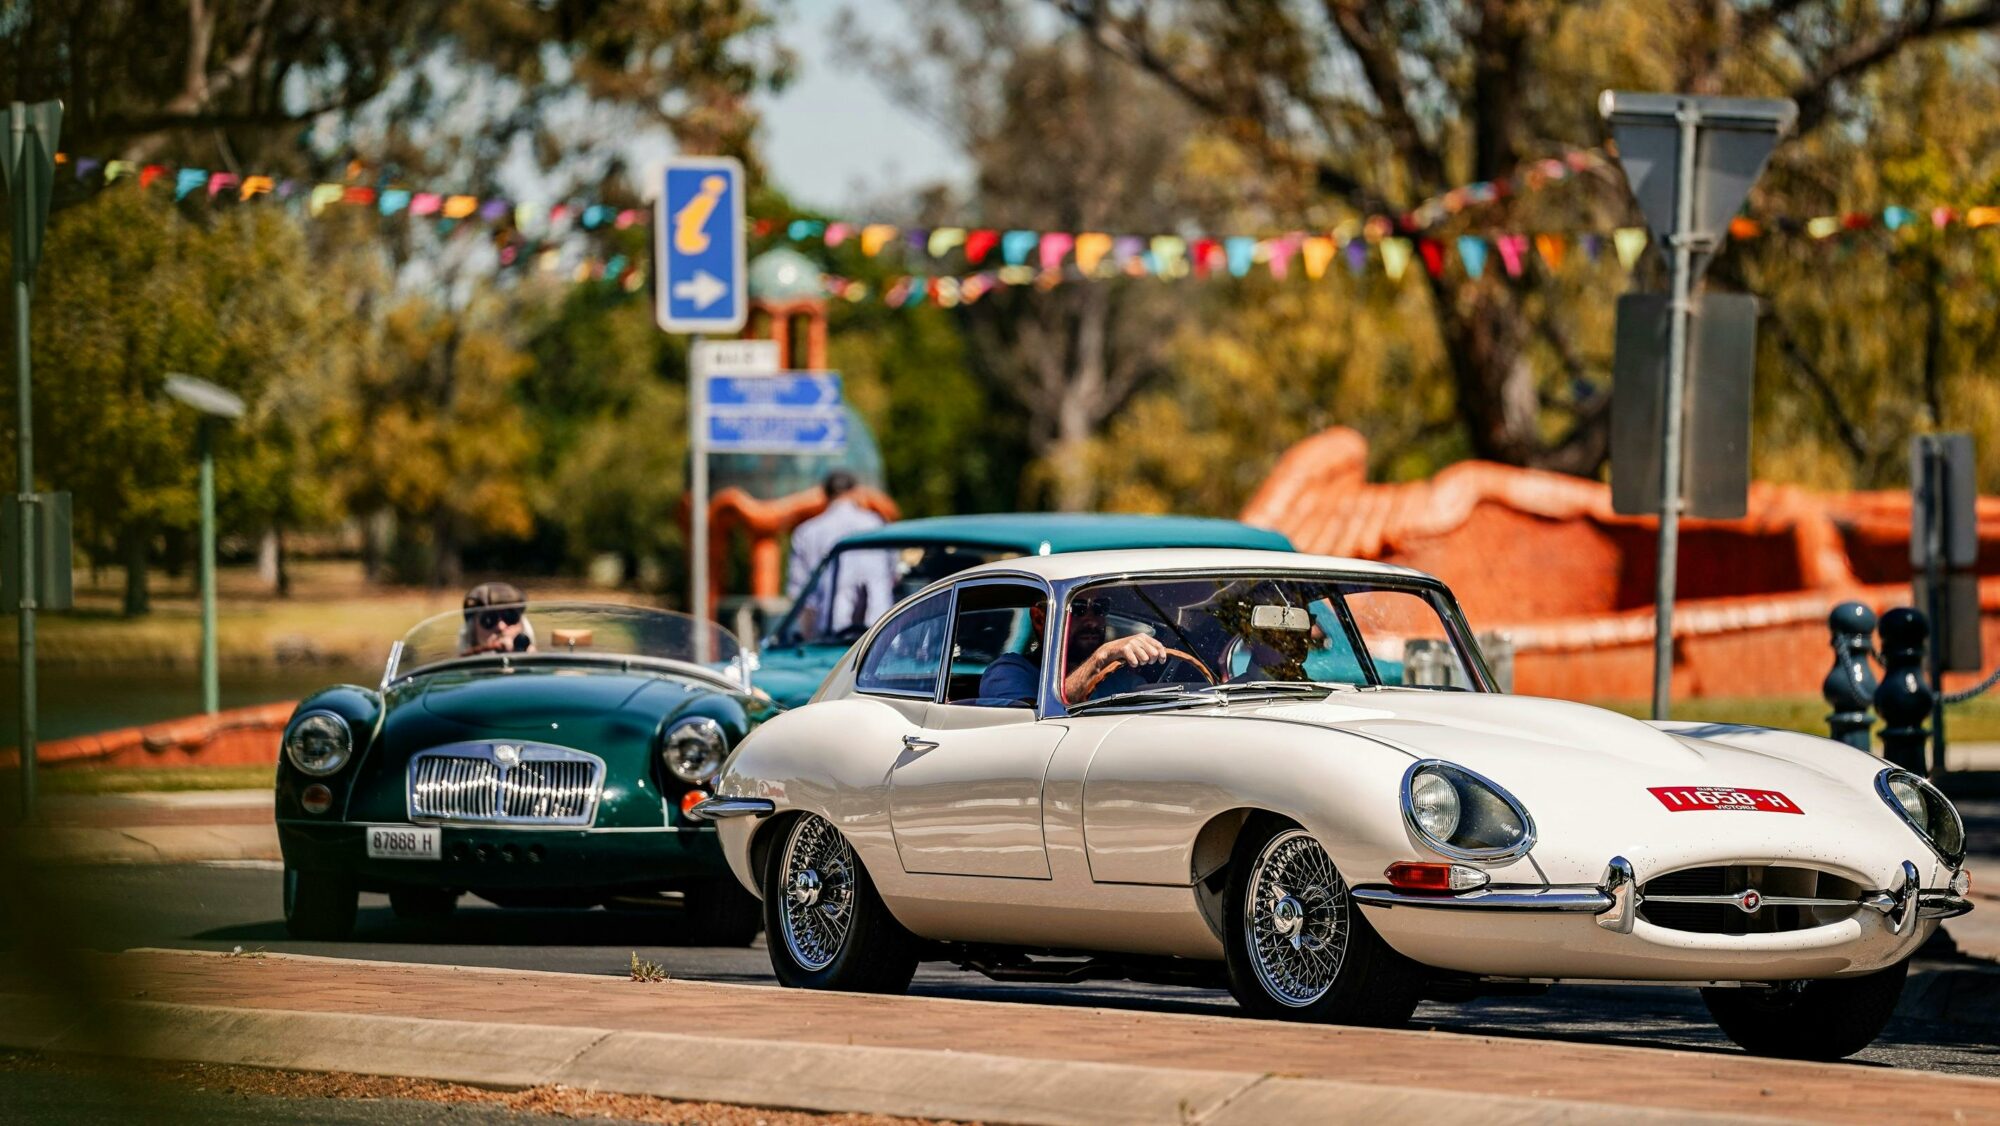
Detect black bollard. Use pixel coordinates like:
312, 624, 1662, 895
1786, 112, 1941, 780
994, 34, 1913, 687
1874, 607, 1934, 773
1822, 601, 1878, 751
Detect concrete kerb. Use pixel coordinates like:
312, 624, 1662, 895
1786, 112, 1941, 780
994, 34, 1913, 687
0, 993, 1794, 1126
14, 824, 280, 865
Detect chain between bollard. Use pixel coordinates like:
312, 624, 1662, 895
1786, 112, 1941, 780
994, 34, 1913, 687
1943, 663, 2000, 705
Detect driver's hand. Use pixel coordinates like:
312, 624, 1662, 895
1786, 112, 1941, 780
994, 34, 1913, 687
1096, 634, 1170, 669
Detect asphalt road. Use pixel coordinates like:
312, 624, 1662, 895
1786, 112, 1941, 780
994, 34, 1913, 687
5, 861, 1997, 1078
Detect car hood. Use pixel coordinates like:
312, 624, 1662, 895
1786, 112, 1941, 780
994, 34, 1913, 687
750, 643, 847, 709
419, 669, 660, 731
1225, 689, 1921, 885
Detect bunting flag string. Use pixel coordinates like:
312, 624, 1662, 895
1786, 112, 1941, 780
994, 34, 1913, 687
42, 147, 2000, 307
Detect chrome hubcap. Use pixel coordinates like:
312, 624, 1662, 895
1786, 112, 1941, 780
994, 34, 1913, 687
1244, 829, 1349, 1007
778, 815, 857, 972
788, 868, 823, 908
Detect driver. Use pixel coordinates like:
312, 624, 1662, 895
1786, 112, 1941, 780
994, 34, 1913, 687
977, 595, 1171, 705
459, 581, 536, 656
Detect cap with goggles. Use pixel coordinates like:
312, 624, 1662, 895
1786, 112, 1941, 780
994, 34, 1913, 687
463, 582, 527, 630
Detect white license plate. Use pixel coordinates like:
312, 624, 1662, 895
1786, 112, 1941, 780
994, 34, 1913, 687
365, 825, 441, 860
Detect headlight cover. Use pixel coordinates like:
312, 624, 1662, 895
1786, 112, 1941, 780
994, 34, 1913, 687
663, 716, 729, 784
285, 712, 352, 776
1401, 761, 1535, 861
1876, 768, 1966, 865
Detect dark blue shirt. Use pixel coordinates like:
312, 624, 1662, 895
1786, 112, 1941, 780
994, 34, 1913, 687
977, 651, 1040, 705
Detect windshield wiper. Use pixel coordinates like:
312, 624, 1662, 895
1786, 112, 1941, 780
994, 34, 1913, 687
1066, 685, 1218, 714
1204, 681, 1335, 700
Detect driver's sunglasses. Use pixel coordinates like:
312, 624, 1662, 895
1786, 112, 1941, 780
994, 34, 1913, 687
1071, 597, 1114, 618
476, 608, 522, 630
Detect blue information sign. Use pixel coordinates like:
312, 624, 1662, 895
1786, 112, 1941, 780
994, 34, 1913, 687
705, 372, 842, 410
706, 411, 848, 454
656, 156, 747, 333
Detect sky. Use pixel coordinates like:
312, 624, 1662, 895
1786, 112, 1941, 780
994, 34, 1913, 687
754, 1, 971, 212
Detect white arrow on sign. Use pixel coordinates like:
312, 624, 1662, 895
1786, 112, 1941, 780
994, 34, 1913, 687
673, 270, 728, 310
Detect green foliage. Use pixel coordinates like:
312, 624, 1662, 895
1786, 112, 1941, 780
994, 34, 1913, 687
1, 190, 335, 577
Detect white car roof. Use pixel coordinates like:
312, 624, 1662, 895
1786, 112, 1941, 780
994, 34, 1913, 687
950, 547, 1437, 585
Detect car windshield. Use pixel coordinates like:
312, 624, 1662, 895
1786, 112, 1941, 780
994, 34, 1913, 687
1054, 574, 1484, 707
773, 541, 1022, 646
390, 601, 744, 683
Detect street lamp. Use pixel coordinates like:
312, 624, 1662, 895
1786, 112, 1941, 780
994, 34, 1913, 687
164, 373, 245, 716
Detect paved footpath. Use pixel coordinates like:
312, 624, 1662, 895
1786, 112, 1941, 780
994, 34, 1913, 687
5, 949, 2000, 1125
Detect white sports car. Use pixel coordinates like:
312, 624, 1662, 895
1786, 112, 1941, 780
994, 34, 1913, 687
694, 549, 1971, 1059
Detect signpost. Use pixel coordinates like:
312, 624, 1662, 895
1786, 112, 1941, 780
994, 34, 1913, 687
1911, 432, 1982, 771
1600, 91, 1796, 721
656, 156, 750, 627
164, 374, 246, 716
4, 99, 62, 820
704, 372, 847, 454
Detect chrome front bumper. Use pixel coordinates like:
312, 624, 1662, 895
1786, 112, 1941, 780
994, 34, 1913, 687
1352, 855, 1972, 934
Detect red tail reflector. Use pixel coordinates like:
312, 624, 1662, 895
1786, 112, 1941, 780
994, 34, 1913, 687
1385, 861, 1490, 893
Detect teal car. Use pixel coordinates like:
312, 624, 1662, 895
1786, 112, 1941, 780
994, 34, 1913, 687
276, 603, 773, 944
754, 514, 1295, 707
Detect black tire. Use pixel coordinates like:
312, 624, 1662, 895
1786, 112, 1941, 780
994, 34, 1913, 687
388, 888, 459, 921
681, 879, 764, 947
761, 813, 919, 992
283, 867, 358, 940
1222, 817, 1424, 1026
1701, 959, 1908, 1060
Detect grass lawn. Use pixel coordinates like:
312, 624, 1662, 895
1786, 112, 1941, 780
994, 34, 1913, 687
33, 764, 274, 795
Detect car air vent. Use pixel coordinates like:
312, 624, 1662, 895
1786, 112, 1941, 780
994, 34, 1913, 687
1638, 865, 1867, 935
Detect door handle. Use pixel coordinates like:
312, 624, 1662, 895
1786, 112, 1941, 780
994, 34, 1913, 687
901, 735, 939, 753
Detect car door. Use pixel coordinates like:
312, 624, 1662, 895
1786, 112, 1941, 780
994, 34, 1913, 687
887, 577, 1064, 880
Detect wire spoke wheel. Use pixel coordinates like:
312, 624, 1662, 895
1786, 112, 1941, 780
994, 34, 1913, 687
778, 815, 859, 972
1243, 829, 1349, 1007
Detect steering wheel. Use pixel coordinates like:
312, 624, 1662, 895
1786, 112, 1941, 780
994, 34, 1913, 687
1077, 647, 1217, 699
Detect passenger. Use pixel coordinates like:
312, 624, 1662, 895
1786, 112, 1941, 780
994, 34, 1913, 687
978, 596, 1170, 705
459, 581, 536, 656
786, 470, 894, 639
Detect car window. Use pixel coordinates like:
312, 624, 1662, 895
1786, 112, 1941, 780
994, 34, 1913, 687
774, 542, 1022, 646
945, 582, 1047, 707
1337, 588, 1473, 687
854, 591, 953, 698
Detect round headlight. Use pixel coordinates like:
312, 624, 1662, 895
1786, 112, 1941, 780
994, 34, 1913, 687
1409, 770, 1461, 840
1888, 775, 1926, 823
285, 712, 352, 776
1878, 768, 1966, 863
663, 717, 728, 784
1404, 761, 1533, 859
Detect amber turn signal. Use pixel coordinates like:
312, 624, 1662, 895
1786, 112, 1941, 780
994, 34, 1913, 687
301, 783, 333, 815
679, 789, 711, 818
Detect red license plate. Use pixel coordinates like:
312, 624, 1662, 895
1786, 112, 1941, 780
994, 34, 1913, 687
1648, 786, 1802, 814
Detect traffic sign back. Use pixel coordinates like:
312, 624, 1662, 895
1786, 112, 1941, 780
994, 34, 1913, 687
656, 156, 747, 333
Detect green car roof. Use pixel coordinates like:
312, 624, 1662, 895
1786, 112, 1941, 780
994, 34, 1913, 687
834, 513, 1294, 554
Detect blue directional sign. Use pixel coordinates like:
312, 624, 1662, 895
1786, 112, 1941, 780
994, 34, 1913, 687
706, 411, 849, 454
705, 372, 842, 410
656, 156, 747, 333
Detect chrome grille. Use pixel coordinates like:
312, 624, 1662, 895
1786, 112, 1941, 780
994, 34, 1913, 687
408, 743, 602, 826
1638, 864, 1866, 935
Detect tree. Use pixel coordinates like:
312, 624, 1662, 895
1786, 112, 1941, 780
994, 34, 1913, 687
0, 189, 341, 612
849, 8, 1235, 509
1048, 0, 2000, 476
2, 1, 791, 174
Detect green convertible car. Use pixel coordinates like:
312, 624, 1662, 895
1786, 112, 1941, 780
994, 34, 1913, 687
276, 602, 773, 943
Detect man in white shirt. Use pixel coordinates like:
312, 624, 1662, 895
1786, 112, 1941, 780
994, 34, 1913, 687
785, 471, 894, 640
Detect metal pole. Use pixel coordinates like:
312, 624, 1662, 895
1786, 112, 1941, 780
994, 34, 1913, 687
14, 273, 35, 820
689, 334, 709, 631
199, 420, 219, 715
1650, 102, 1700, 721
1921, 443, 1946, 774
